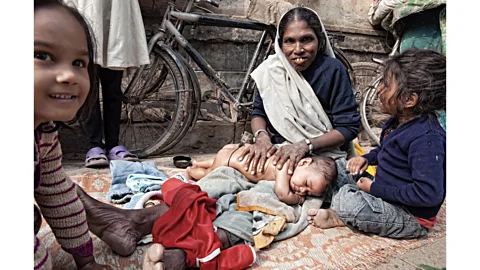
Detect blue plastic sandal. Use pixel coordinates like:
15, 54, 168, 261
85, 147, 109, 168
108, 145, 139, 162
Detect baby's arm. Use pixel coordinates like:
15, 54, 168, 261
274, 160, 304, 204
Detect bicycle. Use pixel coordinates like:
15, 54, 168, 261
357, 38, 401, 145
119, 0, 356, 157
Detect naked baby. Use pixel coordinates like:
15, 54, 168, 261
186, 143, 337, 205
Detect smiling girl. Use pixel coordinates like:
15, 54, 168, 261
34, 0, 110, 269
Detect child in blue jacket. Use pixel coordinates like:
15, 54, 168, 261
308, 48, 446, 239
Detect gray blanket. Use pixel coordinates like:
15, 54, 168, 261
197, 166, 324, 244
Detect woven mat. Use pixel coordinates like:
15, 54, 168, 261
38, 168, 446, 270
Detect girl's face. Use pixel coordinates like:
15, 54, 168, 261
281, 19, 319, 72
34, 6, 90, 127
377, 77, 398, 116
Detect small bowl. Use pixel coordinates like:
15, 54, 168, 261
173, 155, 192, 169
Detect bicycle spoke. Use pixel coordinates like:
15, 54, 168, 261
131, 106, 165, 145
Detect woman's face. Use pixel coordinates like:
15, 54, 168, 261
34, 6, 90, 127
281, 19, 319, 71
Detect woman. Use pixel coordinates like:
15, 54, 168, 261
239, 6, 360, 193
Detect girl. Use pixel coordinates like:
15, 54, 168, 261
308, 49, 446, 239
34, 0, 109, 268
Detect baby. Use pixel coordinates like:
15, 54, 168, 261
186, 143, 337, 204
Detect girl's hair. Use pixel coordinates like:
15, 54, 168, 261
34, 0, 98, 133
382, 48, 446, 116
278, 7, 326, 54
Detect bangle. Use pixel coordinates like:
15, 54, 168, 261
254, 129, 268, 138
304, 139, 313, 155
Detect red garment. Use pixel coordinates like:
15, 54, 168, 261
152, 178, 255, 269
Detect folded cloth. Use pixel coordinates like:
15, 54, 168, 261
126, 173, 169, 193
107, 160, 167, 204
152, 178, 256, 269
198, 168, 324, 244
252, 212, 286, 249
124, 191, 164, 210
236, 189, 297, 223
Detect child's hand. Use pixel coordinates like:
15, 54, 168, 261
356, 177, 373, 193
347, 156, 369, 176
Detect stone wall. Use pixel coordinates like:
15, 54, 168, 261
138, 0, 392, 96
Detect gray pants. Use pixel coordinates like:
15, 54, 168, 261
331, 184, 427, 239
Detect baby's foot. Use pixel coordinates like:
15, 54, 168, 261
185, 167, 191, 180
143, 244, 164, 270
142, 244, 187, 270
307, 208, 345, 229
191, 160, 198, 168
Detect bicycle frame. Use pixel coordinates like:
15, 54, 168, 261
127, 0, 275, 122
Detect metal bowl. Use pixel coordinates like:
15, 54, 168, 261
173, 155, 192, 169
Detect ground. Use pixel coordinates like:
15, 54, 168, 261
62, 153, 446, 270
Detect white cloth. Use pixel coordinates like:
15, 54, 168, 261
65, 0, 150, 69
250, 7, 346, 159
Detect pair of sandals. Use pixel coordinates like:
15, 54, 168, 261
85, 145, 139, 168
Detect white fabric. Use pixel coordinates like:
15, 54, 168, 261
65, 0, 150, 69
250, 7, 345, 159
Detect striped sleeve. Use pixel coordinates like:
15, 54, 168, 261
34, 235, 52, 270
34, 131, 93, 257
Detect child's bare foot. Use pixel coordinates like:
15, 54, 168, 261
76, 186, 169, 256
185, 166, 192, 180
142, 244, 187, 270
191, 160, 198, 168
307, 208, 345, 229
141, 229, 230, 270
143, 244, 164, 270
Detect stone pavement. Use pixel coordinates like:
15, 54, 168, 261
63, 152, 446, 270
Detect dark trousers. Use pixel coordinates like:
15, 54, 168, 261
84, 66, 123, 152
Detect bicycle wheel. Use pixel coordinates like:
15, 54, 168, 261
154, 49, 201, 154
359, 77, 390, 146
351, 62, 383, 103
119, 45, 191, 157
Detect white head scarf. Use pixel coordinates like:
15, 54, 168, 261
250, 6, 347, 159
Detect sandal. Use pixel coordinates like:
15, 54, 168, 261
85, 147, 109, 168
108, 145, 139, 162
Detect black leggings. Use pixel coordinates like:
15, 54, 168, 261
83, 66, 123, 151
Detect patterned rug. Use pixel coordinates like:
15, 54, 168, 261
38, 167, 446, 270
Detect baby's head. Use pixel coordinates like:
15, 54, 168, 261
290, 156, 337, 197
34, 0, 98, 131
377, 48, 446, 118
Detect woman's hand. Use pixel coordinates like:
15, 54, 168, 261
347, 156, 369, 176
238, 136, 277, 174
271, 141, 309, 175
357, 177, 373, 193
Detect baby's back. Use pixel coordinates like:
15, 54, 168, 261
215, 144, 276, 182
